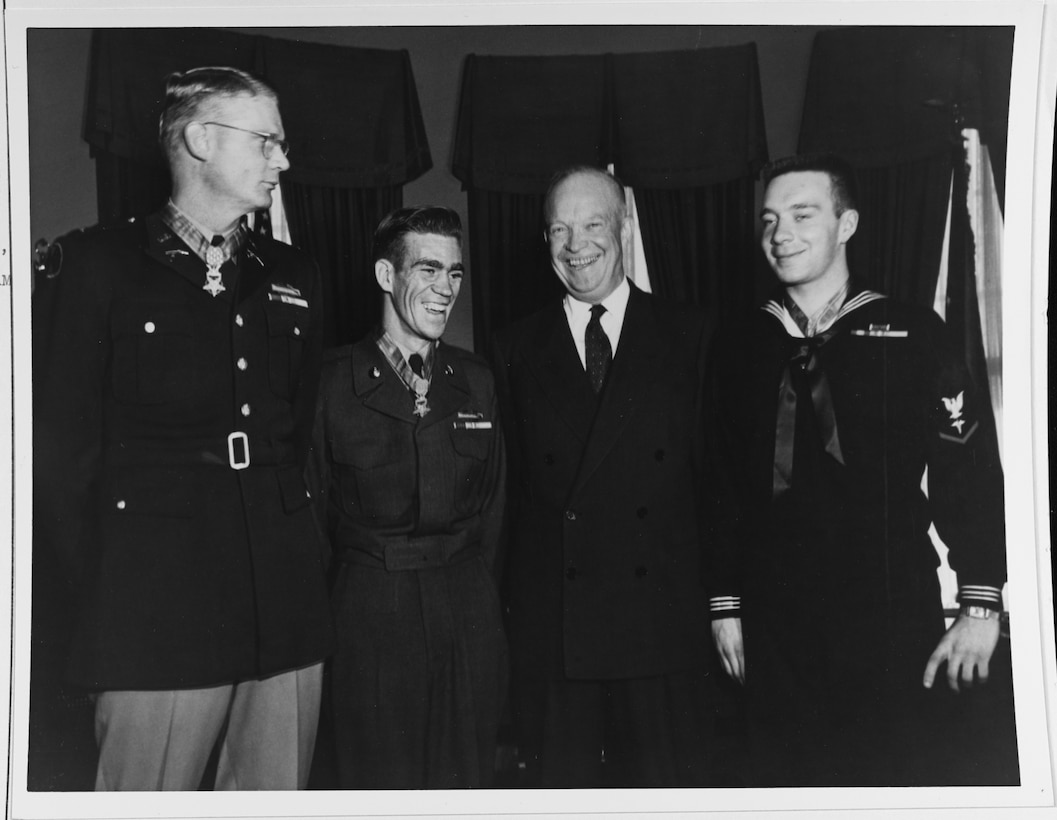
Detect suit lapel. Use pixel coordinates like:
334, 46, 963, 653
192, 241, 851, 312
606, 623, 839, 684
521, 302, 598, 444
572, 287, 667, 496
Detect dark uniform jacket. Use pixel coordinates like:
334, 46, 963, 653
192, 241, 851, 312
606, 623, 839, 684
313, 336, 505, 573
706, 292, 1006, 620
705, 291, 1008, 786
493, 284, 712, 681
312, 336, 508, 788
33, 214, 334, 691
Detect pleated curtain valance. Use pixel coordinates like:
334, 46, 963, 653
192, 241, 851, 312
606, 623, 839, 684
84, 28, 432, 188
798, 26, 1012, 185
453, 42, 768, 194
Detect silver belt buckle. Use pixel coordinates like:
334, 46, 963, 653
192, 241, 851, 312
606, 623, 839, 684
227, 431, 250, 470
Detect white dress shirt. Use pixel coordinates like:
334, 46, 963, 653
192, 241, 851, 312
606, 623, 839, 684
563, 276, 631, 369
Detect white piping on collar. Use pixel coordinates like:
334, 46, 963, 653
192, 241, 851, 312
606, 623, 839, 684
762, 290, 887, 338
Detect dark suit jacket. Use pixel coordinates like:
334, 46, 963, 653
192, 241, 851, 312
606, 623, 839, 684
33, 214, 334, 690
493, 284, 712, 680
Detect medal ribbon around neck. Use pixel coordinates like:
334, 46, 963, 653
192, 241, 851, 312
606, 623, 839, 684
203, 236, 226, 297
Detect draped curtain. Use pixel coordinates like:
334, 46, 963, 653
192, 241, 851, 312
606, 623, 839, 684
453, 44, 768, 353
798, 26, 1013, 384
83, 28, 432, 346
282, 181, 402, 346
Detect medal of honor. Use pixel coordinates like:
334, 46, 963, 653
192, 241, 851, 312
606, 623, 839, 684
411, 375, 430, 418
203, 243, 226, 297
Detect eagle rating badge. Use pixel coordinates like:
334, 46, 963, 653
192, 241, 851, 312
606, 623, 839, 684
939, 391, 978, 443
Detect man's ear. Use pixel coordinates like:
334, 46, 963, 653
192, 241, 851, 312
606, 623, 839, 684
838, 208, 859, 245
183, 122, 210, 161
375, 259, 395, 294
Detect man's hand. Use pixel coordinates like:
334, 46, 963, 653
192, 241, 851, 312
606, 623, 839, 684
711, 617, 745, 685
923, 613, 1001, 692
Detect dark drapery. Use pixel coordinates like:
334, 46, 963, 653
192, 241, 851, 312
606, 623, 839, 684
255, 37, 432, 189
282, 181, 402, 348
799, 26, 1012, 205
798, 26, 1012, 388
634, 180, 758, 327
612, 46, 767, 329
82, 28, 432, 345
453, 45, 768, 352
84, 28, 257, 217
843, 155, 956, 306
465, 189, 563, 353
92, 153, 172, 226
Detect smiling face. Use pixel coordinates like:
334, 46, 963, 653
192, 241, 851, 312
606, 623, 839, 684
760, 170, 858, 300
199, 92, 290, 219
545, 171, 631, 304
377, 232, 464, 350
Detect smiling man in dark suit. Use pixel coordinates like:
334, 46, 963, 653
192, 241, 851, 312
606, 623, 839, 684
493, 166, 726, 787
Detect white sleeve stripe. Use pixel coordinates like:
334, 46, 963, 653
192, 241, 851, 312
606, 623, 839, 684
958, 585, 1003, 603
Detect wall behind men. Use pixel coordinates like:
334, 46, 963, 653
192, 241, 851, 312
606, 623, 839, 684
27, 25, 826, 351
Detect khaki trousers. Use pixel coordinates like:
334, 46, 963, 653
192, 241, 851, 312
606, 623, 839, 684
94, 663, 323, 791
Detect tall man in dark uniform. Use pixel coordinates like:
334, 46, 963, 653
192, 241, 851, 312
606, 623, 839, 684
707, 154, 1009, 785
33, 67, 333, 790
312, 206, 507, 788
493, 166, 727, 787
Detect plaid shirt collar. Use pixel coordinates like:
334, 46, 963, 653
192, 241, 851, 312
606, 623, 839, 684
161, 200, 248, 266
375, 329, 435, 390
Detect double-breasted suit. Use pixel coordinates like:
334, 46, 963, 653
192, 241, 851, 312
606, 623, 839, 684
33, 214, 335, 692
493, 283, 725, 785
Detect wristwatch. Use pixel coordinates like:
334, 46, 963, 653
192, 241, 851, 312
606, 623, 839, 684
960, 605, 1000, 621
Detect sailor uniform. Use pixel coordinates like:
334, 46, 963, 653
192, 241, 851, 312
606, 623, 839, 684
706, 290, 1006, 785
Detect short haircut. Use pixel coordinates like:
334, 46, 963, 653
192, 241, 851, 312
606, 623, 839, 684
158, 66, 278, 161
543, 165, 627, 224
762, 153, 859, 216
372, 206, 463, 268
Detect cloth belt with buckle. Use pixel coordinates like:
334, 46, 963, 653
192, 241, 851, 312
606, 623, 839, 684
339, 530, 478, 571
199, 433, 287, 469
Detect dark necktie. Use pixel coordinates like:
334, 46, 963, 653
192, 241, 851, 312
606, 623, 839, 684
407, 353, 430, 418
585, 303, 612, 394
772, 330, 844, 498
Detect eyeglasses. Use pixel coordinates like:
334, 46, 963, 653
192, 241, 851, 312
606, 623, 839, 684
202, 122, 290, 158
